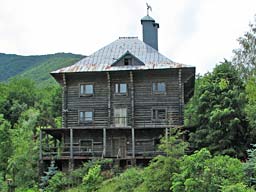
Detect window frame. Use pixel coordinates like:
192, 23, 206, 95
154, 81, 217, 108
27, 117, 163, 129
114, 83, 128, 95
78, 110, 94, 123
151, 108, 167, 121
79, 83, 94, 96
152, 82, 166, 95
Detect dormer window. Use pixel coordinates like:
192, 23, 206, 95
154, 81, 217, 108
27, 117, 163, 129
124, 58, 131, 65
111, 51, 144, 67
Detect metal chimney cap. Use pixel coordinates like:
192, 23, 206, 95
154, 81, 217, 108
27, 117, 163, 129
141, 15, 155, 22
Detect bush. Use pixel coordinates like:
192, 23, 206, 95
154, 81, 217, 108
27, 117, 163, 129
45, 171, 69, 192
82, 164, 103, 192
222, 183, 255, 192
116, 167, 144, 192
172, 148, 245, 192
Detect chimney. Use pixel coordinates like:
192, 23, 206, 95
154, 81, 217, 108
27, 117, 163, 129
141, 15, 159, 50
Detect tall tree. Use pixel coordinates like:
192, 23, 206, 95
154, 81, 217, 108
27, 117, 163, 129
0, 115, 12, 180
188, 61, 249, 158
232, 15, 256, 80
7, 108, 40, 188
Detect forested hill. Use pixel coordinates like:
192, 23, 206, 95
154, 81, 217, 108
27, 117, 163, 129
0, 52, 84, 86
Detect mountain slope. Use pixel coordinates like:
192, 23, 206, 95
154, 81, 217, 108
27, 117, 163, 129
0, 53, 84, 86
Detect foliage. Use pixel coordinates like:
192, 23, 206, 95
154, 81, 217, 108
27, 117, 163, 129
40, 160, 58, 191
97, 179, 119, 192
222, 183, 255, 192
244, 145, 256, 187
143, 129, 188, 192
188, 61, 249, 158
0, 115, 12, 180
245, 77, 256, 134
0, 52, 83, 85
70, 159, 113, 186
82, 164, 103, 192
172, 148, 245, 192
45, 171, 69, 192
7, 108, 40, 188
115, 168, 144, 192
232, 15, 256, 80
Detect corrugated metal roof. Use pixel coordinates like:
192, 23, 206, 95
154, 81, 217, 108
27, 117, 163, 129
51, 37, 193, 74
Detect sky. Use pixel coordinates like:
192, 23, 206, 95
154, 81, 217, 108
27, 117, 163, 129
0, 0, 256, 74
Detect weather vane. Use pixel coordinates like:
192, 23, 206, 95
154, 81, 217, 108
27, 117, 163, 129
146, 3, 152, 16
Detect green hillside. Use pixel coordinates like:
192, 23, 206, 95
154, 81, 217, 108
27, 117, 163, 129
0, 52, 84, 85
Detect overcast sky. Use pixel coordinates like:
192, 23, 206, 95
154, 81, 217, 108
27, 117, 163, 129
1, 0, 256, 74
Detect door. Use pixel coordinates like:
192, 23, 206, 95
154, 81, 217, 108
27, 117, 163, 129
111, 137, 126, 158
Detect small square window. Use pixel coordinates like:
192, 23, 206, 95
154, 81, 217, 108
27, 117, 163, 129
80, 84, 93, 95
79, 111, 93, 122
124, 58, 129, 65
152, 82, 166, 93
115, 83, 127, 94
152, 108, 166, 121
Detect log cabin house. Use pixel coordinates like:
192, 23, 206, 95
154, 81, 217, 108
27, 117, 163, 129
39, 14, 195, 171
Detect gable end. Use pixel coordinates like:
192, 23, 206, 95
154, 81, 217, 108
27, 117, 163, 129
111, 51, 145, 66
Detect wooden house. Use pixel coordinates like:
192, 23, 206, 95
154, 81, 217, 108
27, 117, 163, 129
39, 14, 195, 171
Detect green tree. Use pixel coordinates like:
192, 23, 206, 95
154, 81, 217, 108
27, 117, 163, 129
172, 148, 245, 192
233, 16, 256, 80
188, 61, 249, 158
143, 129, 188, 192
7, 108, 40, 188
0, 115, 12, 180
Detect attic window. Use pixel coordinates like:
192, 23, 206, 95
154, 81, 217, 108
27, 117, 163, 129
124, 58, 131, 65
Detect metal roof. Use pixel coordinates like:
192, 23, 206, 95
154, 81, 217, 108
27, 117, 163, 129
51, 37, 193, 74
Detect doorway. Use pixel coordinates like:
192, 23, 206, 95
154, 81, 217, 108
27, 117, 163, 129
111, 137, 126, 158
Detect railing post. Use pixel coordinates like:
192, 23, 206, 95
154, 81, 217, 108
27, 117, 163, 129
69, 128, 74, 171
103, 128, 106, 157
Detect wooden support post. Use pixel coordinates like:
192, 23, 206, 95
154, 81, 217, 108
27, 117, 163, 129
62, 73, 68, 128
103, 128, 106, 157
130, 71, 135, 159
132, 128, 135, 159
165, 128, 169, 141
178, 69, 184, 125
107, 72, 111, 126
69, 128, 74, 171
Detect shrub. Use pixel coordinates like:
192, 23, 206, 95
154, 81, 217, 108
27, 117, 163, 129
116, 167, 144, 192
82, 164, 103, 192
172, 148, 245, 192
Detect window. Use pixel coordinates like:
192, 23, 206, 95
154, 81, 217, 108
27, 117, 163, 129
152, 82, 166, 93
79, 111, 93, 122
152, 108, 166, 121
124, 57, 132, 65
114, 108, 127, 126
115, 83, 127, 94
80, 84, 93, 95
